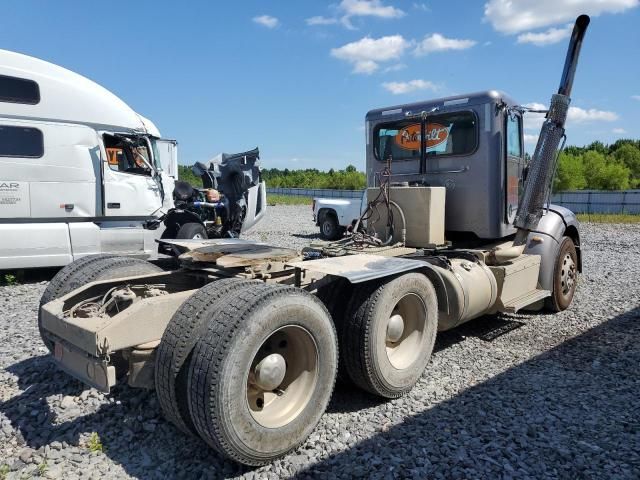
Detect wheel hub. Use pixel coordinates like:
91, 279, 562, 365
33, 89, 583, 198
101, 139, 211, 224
254, 353, 286, 391
386, 313, 405, 343
560, 253, 576, 295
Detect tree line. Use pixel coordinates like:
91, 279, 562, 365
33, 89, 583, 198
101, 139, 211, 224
178, 139, 640, 192
554, 139, 640, 191
177, 164, 367, 190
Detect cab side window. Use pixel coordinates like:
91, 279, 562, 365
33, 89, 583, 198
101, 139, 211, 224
103, 134, 151, 175
507, 114, 523, 158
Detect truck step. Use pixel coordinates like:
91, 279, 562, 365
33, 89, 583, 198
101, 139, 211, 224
502, 289, 551, 313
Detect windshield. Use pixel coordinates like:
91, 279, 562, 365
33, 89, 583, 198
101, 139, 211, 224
150, 138, 164, 171
374, 111, 478, 161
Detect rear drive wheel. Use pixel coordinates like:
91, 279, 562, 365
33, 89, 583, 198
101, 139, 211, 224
155, 278, 261, 435
187, 284, 338, 466
39, 255, 162, 352
546, 236, 578, 312
342, 273, 438, 398
316, 277, 353, 383
177, 222, 207, 239
319, 214, 341, 240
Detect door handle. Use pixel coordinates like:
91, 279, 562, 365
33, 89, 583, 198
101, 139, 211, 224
107, 203, 121, 209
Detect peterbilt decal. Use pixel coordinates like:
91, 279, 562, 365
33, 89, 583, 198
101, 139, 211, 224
395, 123, 453, 153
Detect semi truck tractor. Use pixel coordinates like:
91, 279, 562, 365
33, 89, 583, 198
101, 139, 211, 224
0, 50, 266, 269
38, 15, 589, 467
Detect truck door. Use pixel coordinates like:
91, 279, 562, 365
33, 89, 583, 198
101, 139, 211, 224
152, 138, 178, 211
505, 112, 524, 223
102, 134, 163, 217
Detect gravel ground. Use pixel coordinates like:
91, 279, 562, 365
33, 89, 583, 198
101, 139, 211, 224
1, 206, 639, 479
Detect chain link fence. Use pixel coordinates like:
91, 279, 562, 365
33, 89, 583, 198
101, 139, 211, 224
267, 188, 640, 215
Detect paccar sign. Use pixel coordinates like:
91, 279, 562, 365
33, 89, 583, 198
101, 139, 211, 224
395, 123, 452, 152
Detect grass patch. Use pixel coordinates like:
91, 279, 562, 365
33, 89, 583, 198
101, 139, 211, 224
576, 213, 640, 224
267, 194, 313, 206
0, 464, 9, 480
37, 458, 48, 476
87, 432, 104, 453
1, 273, 18, 286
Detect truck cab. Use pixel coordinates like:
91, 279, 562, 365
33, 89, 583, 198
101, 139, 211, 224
0, 49, 179, 268
365, 90, 527, 240
364, 90, 581, 295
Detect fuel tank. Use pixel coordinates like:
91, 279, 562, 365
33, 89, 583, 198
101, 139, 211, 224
436, 258, 498, 331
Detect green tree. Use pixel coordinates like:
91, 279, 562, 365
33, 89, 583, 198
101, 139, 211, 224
554, 153, 586, 191
613, 144, 640, 187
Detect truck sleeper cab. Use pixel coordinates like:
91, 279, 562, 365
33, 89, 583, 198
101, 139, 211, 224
0, 49, 179, 269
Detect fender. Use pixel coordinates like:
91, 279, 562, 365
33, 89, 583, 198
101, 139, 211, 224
289, 254, 451, 316
524, 204, 581, 293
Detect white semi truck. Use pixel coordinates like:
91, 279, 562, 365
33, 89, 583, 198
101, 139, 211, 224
0, 50, 266, 269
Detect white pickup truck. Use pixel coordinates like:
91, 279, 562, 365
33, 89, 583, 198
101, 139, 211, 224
312, 193, 364, 240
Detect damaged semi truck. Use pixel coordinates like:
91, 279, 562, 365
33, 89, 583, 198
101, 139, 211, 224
0, 49, 266, 268
38, 16, 589, 466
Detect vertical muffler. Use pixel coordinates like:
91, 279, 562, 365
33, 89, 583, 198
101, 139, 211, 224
495, 15, 590, 261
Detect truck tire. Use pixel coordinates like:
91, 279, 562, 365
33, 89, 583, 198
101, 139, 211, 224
187, 284, 338, 466
177, 222, 207, 239
319, 213, 341, 241
342, 273, 438, 398
316, 277, 353, 383
546, 236, 578, 312
155, 278, 261, 435
39, 255, 162, 352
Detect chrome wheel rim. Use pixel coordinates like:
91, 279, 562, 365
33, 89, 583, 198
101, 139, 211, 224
560, 252, 576, 296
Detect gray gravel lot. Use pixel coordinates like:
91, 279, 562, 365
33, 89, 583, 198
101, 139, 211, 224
1, 205, 639, 479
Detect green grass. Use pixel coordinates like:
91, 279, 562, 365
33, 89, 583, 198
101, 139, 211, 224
87, 432, 104, 453
1, 273, 18, 286
0, 464, 9, 480
37, 458, 48, 476
577, 213, 640, 224
267, 194, 313, 206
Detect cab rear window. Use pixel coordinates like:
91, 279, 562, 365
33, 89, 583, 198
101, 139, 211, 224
0, 125, 44, 157
374, 111, 477, 161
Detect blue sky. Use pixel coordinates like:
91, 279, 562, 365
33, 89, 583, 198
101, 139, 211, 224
2, 1, 639, 170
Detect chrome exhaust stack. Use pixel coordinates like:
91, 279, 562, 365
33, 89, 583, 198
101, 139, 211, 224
511, 15, 590, 250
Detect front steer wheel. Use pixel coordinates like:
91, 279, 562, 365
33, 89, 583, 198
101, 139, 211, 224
176, 222, 208, 239
546, 236, 578, 312
187, 284, 338, 466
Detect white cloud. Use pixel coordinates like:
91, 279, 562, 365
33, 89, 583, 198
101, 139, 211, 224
306, 16, 338, 26
613, 128, 627, 134
484, 0, 638, 34
331, 35, 410, 74
632, 95, 640, 101
524, 133, 539, 144
253, 15, 279, 29
383, 63, 407, 73
340, 0, 405, 19
308, 0, 404, 29
517, 24, 572, 46
569, 107, 618, 122
414, 33, 476, 55
413, 2, 430, 11
382, 79, 438, 94
523, 101, 619, 131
